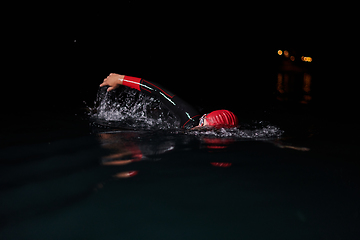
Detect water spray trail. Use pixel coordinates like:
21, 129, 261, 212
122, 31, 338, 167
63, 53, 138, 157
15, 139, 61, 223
89, 86, 284, 139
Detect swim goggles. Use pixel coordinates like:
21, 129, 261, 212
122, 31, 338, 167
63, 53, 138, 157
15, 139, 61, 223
199, 113, 208, 127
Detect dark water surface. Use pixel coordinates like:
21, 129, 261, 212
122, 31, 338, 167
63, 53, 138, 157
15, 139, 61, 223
1, 109, 359, 240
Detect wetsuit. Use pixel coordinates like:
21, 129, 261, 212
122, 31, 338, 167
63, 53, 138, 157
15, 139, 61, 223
122, 76, 200, 129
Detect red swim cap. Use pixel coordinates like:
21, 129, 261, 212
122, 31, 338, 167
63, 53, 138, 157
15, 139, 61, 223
204, 110, 238, 128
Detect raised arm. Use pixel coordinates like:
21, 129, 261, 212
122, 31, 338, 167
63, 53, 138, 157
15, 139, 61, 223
100, 73, 200, 129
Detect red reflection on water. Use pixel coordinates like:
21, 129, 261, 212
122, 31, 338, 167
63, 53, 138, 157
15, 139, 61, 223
113, 171, 139, 178
99, 132, 142, 178
100, 132, 143, 163
202, 137, 234, 150
210, 162, 232, 167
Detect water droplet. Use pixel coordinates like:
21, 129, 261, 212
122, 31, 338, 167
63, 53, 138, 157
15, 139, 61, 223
89, 87, 180, 130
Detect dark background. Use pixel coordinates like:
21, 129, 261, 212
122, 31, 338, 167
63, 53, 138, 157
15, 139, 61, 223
1, 4, 360, 239
3, 1, 358, 125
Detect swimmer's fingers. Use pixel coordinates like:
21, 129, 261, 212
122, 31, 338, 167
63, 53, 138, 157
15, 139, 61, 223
99, 79, 108, 87
107, 86, 115, 92
99, 82, 116, 92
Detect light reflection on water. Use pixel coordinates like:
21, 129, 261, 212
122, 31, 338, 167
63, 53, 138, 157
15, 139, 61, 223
276, 50, 313, 104
96, 123, 287, 179
4, 115, 357, 240
277, 71, 312, 104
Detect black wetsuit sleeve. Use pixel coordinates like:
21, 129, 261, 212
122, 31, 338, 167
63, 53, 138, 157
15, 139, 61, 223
122, 76, 200, 129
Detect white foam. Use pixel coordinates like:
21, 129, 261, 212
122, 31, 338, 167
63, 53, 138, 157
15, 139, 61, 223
186, 125, 284, 139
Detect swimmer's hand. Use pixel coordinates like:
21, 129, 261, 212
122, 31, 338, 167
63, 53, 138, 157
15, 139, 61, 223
100, 73, 125, 92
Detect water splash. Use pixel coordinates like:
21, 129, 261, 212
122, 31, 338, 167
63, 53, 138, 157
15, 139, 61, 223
88, 87, 180, 130
186, 124, 284, 139
88, 87, 283, 139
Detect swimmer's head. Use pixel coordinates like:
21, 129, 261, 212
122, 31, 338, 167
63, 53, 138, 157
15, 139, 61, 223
198, 110, 238, 128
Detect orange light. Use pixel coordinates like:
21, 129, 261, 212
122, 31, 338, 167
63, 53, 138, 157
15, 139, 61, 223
290, 56, 295, 61
284, 50, 289, 57
301, 56, 312, 62
278, 50, 283, 55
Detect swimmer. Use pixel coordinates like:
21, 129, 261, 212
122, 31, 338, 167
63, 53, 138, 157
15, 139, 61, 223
100, 73, 238, 129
